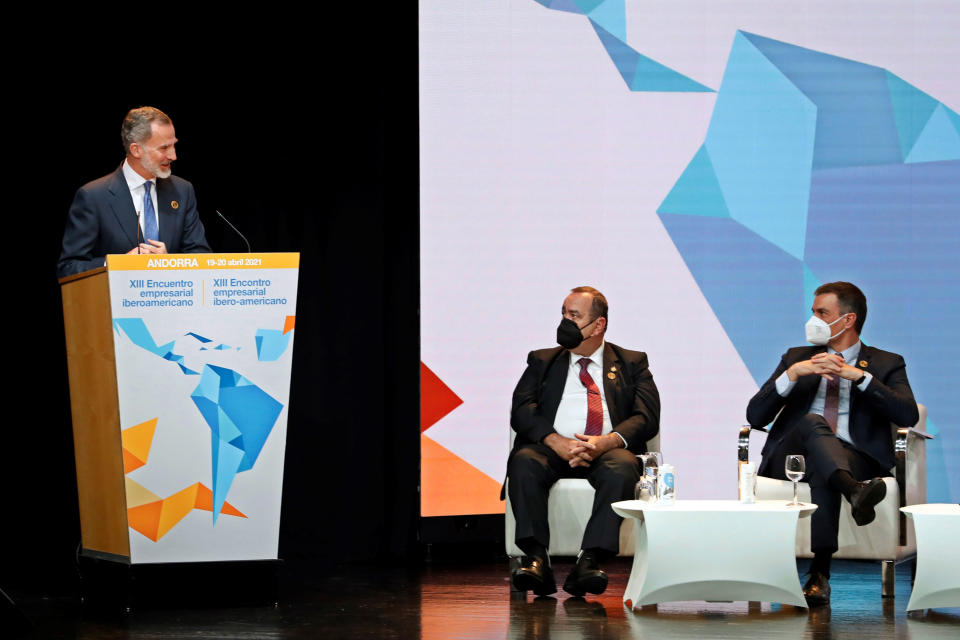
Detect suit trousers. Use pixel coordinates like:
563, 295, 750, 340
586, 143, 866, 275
508, 443, 640, 556
764, 413, 889, 553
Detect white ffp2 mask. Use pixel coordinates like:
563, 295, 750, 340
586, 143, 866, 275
805, 314, 849, 346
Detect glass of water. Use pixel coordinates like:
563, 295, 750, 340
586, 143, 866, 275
785, 455, 806, 506
634, 452, 662, 501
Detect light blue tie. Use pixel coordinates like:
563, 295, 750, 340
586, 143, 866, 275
143, 181, 159, 242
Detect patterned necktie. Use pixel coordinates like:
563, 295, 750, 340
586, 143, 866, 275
143, 181, 159, 242
823, 375, 840, 432
577, 357, 603, 436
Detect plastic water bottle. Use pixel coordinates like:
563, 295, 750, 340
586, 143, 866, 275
739, 461, 756, 504
658, 464, 676, 504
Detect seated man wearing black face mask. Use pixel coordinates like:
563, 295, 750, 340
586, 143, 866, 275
747, 281, 918, 606
507, 286, 660, 597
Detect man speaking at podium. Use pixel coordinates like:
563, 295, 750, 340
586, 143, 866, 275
57, 106, 211, 279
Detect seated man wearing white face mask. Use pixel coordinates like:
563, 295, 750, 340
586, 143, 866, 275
747, 282, 918, 606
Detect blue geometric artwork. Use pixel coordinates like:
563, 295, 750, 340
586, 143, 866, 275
190, 365, 283, 522
657, 30, 960, 501
255, 329, 291, 362
533, 0, 713, 92
114, 318, 199, 375
113, 318, 285, 520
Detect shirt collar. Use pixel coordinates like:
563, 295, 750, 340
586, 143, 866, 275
829, 340, 862, 363
570, 341, 605, 368
122, 158, 153, 192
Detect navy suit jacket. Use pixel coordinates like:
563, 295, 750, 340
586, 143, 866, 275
746, 344, 918, 475
57, 165, 211, 278
510, 342, 661, 457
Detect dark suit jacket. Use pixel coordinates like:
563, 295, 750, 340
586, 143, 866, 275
746, 344, 918, 475
510, 342, 661, 457
57, 165, 211, 278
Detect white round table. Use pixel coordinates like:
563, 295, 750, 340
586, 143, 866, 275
901, 503, 960, 611
612, 499, 817, 608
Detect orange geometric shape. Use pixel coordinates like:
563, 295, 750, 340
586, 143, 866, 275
156, 484, 202, 539
128, 500, 164, 542
127, 482, 247, 542
193, 483, 246, 518
420, 434, 505, 517
121, 418, 158, 474
283, 315, 296, 334
420, 362, 463, 432
125, 477, 161, 508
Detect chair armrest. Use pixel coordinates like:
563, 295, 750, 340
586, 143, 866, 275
894, 427, 934, 545
737, 425, 767, 463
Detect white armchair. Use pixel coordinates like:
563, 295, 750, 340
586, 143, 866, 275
505, 433, 660, 562
738, 404, 932, 597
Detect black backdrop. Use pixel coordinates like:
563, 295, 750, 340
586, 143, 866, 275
5, 11, 420, 595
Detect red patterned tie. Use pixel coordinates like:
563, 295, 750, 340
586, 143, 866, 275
823, 375, 840, 432
577, 357, 603, 436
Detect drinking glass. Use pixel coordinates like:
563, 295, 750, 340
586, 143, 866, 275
634, 452, 662, 501
785, 455, 806, 506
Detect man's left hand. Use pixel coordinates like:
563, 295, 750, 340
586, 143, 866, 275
568, 433, 621, 467
138, 239, 168, 254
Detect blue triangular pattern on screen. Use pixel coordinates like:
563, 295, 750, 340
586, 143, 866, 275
534, 0, 593, 15
705, 31, 816, 261
658, 213, 805, 386
741, 31, 901, 170
923, 420, 951, 503
586, 0, 625, 41
630, 52, 715, 92
885, 71, 940, 160
805, 160, 960, 502
657, 145, 730, 217
947, 107, 960, 137
590, 19, 641, 87
904, 104, 960, 163
802, 263, 821, 313
662, 31, 960, 502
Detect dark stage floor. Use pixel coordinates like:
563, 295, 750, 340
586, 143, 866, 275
8, 558, 960, 639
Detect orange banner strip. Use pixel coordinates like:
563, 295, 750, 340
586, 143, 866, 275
107, 253, 300, 271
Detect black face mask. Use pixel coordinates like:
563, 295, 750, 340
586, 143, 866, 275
556, 317, 595, 350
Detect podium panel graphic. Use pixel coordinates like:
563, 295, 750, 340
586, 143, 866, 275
61, 253, 299, 564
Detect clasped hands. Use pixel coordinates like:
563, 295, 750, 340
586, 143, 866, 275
544, 432, 621, 468
126, 239, 168, 255
787, 352, 861, 382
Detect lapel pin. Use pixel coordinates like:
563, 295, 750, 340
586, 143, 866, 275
859, 360, 868, 368
171, 200, 179, 210
607, 372, 616, 380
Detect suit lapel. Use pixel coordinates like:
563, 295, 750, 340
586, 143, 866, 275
541, 349, 569, 424
105, 166, 139, 247
156, 178, 178, 250
602, 343, 622, 427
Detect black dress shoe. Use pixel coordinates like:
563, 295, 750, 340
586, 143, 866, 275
850, 478, 887, 526
512, 556, 557, 596
563, 552, 608, 597
802, 571, 831, 607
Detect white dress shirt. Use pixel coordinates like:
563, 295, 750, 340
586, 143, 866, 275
775, 341, 873, 444
122, 159, 160, 238
553, 342, 628, 447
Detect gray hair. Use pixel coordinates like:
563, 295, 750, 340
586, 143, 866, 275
121, 106, 172, 153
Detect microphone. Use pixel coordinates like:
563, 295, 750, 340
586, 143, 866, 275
136, 210, 143, 254
216, 209, 252, 253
